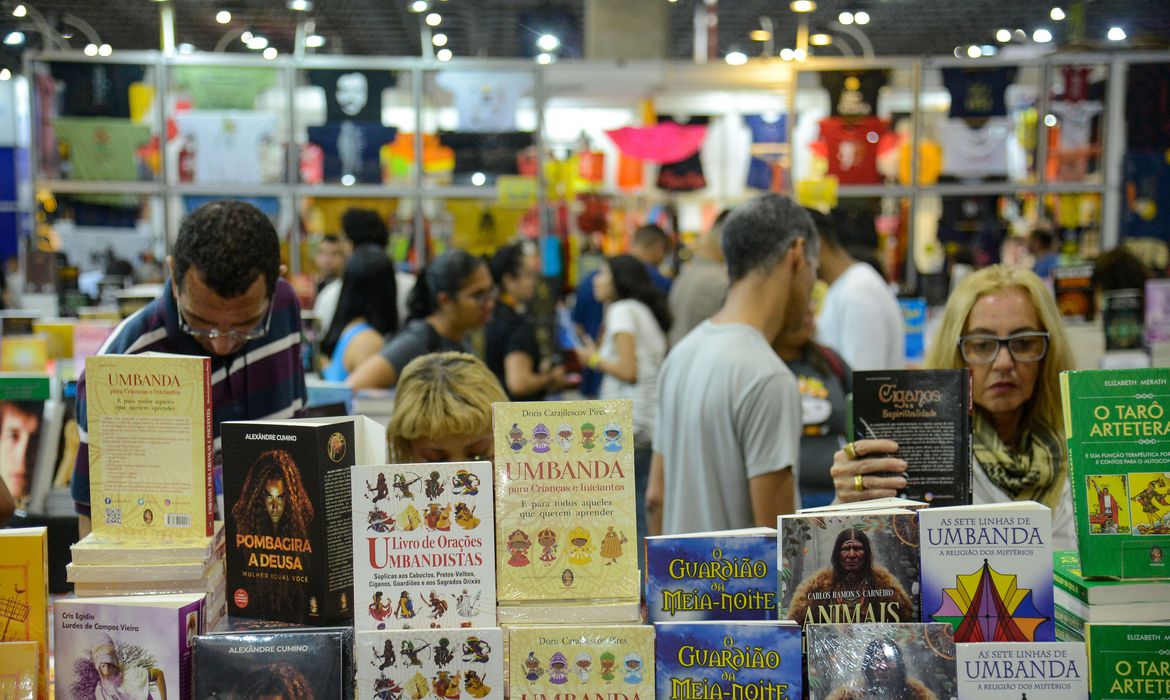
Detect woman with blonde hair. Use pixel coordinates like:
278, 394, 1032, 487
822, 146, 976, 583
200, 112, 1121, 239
387, 352, 507, 464
830, 265, 1076, 549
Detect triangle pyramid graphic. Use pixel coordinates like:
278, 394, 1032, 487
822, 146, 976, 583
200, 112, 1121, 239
932, 559, 1048, 642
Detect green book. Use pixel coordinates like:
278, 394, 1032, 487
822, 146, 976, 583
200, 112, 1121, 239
1060, 368, 1170, 578
1086, 623, 1170, 699
1055, 550, 1170, 605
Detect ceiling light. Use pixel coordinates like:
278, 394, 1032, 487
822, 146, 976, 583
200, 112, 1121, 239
305, 34, 326, 48
953, 46, 963, 58
436, 48, 452, 61
97, 43, 112, 56
178, 42, 195, 53
981, 44, 997, 56
426, 12, 441, 26
0, 69, 10, 81
749, 29, 772, 41
792, 47, 807, 60
341, 174, 355, 186
1013, 28, 1027, 41
241, 30, 254, 42
247, 35, 268, 50
1108, 26, 1126, 41
725, 50, 747, 65
287, 0, 312, 10
432, 33, 447, 47
471, 172, 486, 187
410, 0, 428, 12
536, 52, 552, 65
789, 1, 816, 13
4, 31, 25, 46
854, 11, 869, 25
537, 34, 559, 52
838, 11, 854, 25
1033, 28, 1053, 43
966, 44, 981, 58
215, 10, 231, 23
996, 28, 1012, 42
263, 46, 278, 59
1050, 7, 1065, 21
12, 4, 27, 18
1044, 114, 1058, 127
810, 33, 832, 46
84, 43, 98, 56
780, 47, 795, 60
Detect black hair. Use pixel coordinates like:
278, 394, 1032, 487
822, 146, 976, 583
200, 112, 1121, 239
607, 254, 672, 333
804, 207, 841, 249
722, 194, 818, 282
406, 250, 487, 321
489, 242, 527, 287
173, 200, 280, 298
341, 208, 390, 249
633, 224, 669, 250
320, 233, 341, 245
830, 528, 872, 577
1092, 246, 1151, 292
861, 638, 908, 690
320, 245, 399, 357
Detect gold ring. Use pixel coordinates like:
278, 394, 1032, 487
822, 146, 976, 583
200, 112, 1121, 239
853, 474, 864, 492
844, 442, 858, 460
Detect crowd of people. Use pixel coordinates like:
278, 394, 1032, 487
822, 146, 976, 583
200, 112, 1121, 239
59, 195, 1159, 549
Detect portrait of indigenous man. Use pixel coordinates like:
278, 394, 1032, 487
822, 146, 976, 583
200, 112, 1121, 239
230, 449, 315, 620
827, 637, 936, 700
785, 527, 914, 626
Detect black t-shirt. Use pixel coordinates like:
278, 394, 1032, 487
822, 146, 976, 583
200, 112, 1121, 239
820, 70, 888, 117
484, 301, 543, 400
306, 69, 398, 124
51, 62, 145, 118
379, 319, 470, 375
657, 116, 708, 192
942, 67, 1017, 118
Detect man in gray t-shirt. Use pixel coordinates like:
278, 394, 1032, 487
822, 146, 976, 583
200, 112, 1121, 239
649, 195, 819, 536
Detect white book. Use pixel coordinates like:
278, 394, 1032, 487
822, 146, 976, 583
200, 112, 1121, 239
355, 627, 504, 700
957, 642, 1087, 699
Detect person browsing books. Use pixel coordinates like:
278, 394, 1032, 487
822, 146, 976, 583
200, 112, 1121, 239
347, 251, 495, 390
71, 200, 307, 537
831, 266, 1077, 549
386, 352, 507, 464
319, 245, 399, 382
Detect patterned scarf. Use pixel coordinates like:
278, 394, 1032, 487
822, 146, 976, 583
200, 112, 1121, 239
973, 410, 1067, 511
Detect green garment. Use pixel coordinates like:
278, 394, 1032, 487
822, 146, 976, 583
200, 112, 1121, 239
54, 118, 150, 182
173, 66, 278, 110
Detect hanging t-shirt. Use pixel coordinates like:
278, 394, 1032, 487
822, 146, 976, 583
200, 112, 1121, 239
308, 122, 397, 184
820, 70, 888, 117
174, 112, 277, 185
1122, 151, 1170, 241
1050, 100, 1103, 150
434, 71, 533, 132
172, 66, 278, 110
942, 67, 1017, 118
54, 118, 150, 181
306, 69, 397, 124
50, 62, 145, 119
744, 114, 788, 190
1059, 66, 1093, 102
657, 116, 708, 192
813, 116, 888, 185
937, 117, 1014, 178
437, 131, 534, 178
1126, 62, 1170, 151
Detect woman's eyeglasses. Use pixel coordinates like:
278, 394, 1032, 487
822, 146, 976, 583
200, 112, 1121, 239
958, 331, 1049, 365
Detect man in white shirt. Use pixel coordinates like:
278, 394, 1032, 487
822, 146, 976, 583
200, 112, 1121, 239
813, 209, 905, 371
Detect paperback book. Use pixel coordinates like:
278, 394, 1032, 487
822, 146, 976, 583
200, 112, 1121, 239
493, 400, 640, 622
1103, 288, 1146, 351
1053, 262, 1096, 321
0, 641, 37, 700
1085, 623, 1170, 699
1053, 550, 1170, 605
0, 528, 47, 700
955, 641, 1086, 699
654, 621, 802, 700
919, 501, 1055, 642
850, 369, 973, 506
0, 374, 53, 513
351, 460, 496, 631
1146, 278, 1170, 346
355, 626, 504, 700
70, 521, 225, 566
222, 415, 385, 625
645, 527, 778, 623
193, 627, 351, 699
779, 509, 920, 626
1060, 367, 1170, 578
85, 352, 214, 539
806, 623, 956, 700
55, 593, 205, 700
508, 625, 654, 699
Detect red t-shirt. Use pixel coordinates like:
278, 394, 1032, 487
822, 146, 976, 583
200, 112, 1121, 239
812, 117, 889, 184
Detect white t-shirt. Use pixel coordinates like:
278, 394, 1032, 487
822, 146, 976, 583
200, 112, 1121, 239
314, 270, 415, 338
1049, 100, 1103, 150
174, 111, 276, 184
973, 457, 1077, 552
434, 71, 532, 132
817, 262, 906, 371
937, 117, 1015, 178
598, 299, 666, 446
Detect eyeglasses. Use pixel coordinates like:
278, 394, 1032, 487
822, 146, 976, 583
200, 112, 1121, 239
177, 298, 274, 344
958, 331, 1049, 365
463, 287, 498, 306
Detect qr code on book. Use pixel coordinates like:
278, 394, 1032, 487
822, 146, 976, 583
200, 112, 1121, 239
166, 513, 191, 528
104, 507, 122, 526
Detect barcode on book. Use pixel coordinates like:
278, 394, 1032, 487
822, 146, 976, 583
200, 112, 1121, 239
166, 513, 192, 528
104, 507, 122, 526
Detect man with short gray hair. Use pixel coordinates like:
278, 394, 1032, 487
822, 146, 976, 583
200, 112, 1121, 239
647, 194, 818, 535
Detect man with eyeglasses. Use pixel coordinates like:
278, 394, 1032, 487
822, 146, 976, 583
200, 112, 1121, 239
71, 200, 307, 536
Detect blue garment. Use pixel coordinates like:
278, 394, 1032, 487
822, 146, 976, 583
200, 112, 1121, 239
307, 121, 397, 184
321, 321, 373, 382
744, 115, 788, 190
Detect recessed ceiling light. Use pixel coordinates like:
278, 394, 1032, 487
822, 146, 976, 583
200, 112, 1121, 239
410, 0, 428, 12
981, 44, 997, 56
854, 11, 869, 25
1107, 26, 1126, 41
1050, 7, 1065, 21
84, 43, 98, 56
537, 34, 559, 52
305, 34, 326, 48
178, 42, 195, 53
215, 10, 231, 24
471, 172, 486, 187
536, 52, 552, 65
12, 5, 27, 18
725, 50, 748, 65
263, 46, 278, 59
432, 33, 447, 47
3, 31, 25, 46
810, 33, 832, 46
1033, 28, 1053, 43
838, 12, 854, 25
341, 174, 355, 186
241, 31, 254, 43
436, 48, 452, 61
425, 12, 441, 26
247, 35, 269, 50
996, 29, 1011, 43
287, 0, 312, 10
792, 48, 807, 60
789, 1, 816, 13
97, 43, 112, 56
967, 45, 982, 58
780, 48, 795, 60
749, 29, 772, 41
1044, 114, 1058, 127
0, 69, 11, 81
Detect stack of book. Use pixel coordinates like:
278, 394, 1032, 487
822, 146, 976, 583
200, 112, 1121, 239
1053, 550, 1170, 641
0, 527, 49, 700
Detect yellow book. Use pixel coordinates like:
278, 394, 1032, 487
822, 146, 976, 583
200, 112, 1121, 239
0, 528, 48, 700
0, 641, 38, 700
508, 624, 654, 698
86, 353, 214, 540
493, 400, 639, 623
0, 337, 48, 372
31, 319, 77, 360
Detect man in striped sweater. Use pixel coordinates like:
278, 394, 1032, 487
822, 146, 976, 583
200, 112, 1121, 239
72, 200, 307, 536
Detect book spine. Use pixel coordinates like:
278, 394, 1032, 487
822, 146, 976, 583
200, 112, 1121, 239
1054, 604, 1086, 634
203, 357, 214, 536
1054, 573, 1090, 604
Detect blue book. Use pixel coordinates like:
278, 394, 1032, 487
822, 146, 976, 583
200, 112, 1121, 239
655, 620, 802, 700
645, 527, 778, 623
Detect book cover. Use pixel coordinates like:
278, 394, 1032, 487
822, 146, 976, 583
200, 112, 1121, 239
0, 641, 38, 700
851, 369, 973, 506
72, 321, 116, 373
70, 521, 226, 567
0, 337, 48, 372
806, 623, 956, 700
508, 625, 654, 699
493, 400, 639, 622
222, 416, 385, 625
0, 374, 52, 513
1146, 279, 1170, 346
1085, 623, 1170, 699
1060, 367, 1170, 578
352, 461, 495, 632
901, 297, 928, 365
193, 628, 350, 699
85, 353, 214, 540
645, 527, 778, 623
1103, 289, 1145, 351
55, 593, 205, 700
355, 626, 504, 700
955, 641, 1086, 699
1053, 263, 1096, 321
919, 502, 1055, 642
0, 528, 47, 700
1054, 550, 1170, 605
31, 319, 76, 360
654, 621, 802, 700
779, 509, 920, 626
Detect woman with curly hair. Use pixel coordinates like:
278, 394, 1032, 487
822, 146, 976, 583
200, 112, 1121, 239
232, 662, 316, 699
